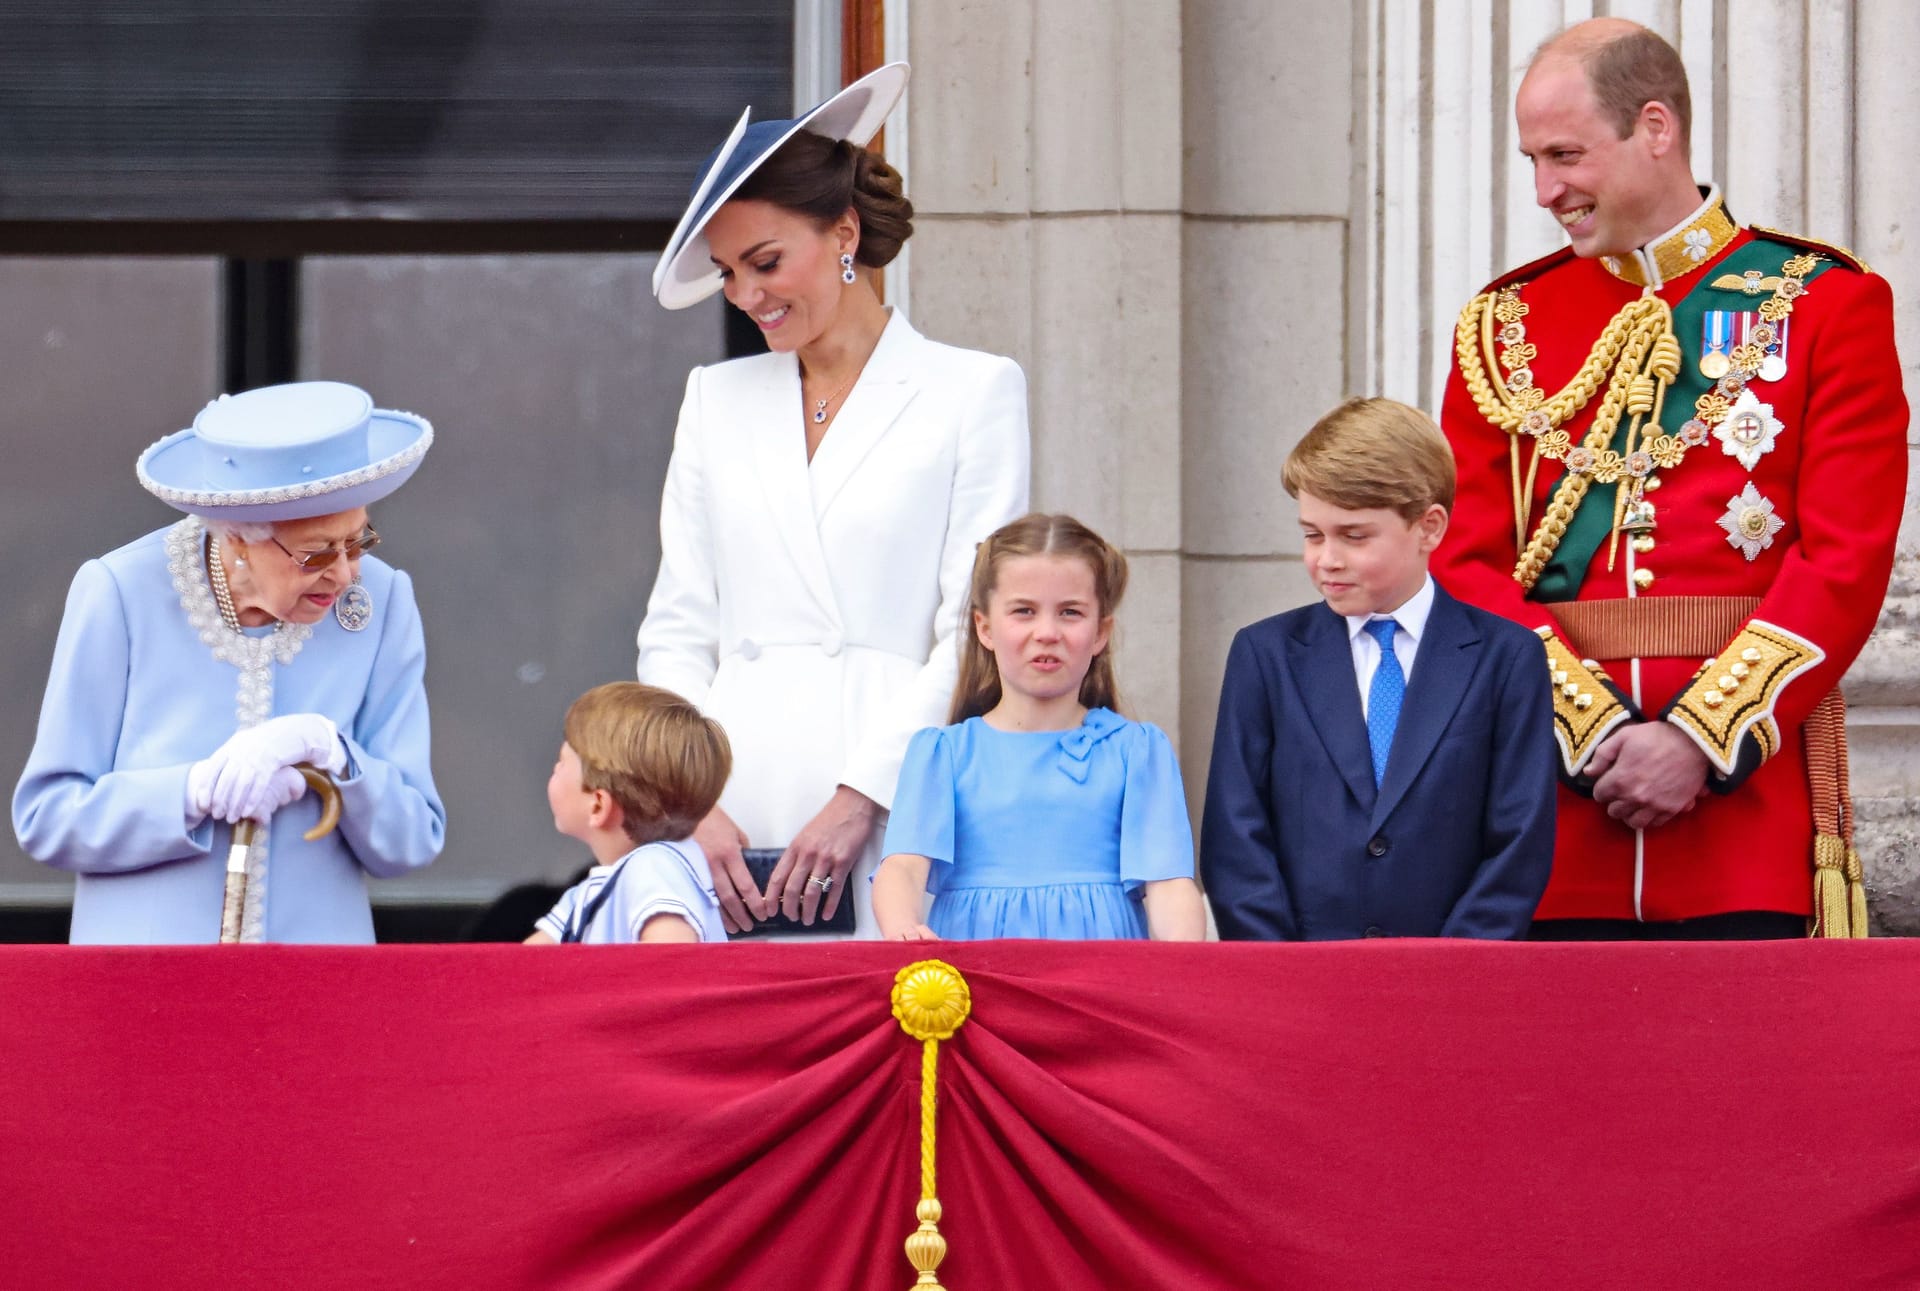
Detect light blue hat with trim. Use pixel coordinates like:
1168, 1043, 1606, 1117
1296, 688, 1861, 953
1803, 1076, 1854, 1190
652, 61, 910, 311
137, 381, 434, 523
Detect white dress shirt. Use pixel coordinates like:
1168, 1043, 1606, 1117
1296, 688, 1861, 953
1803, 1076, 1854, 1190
1343, 574, 1435, 720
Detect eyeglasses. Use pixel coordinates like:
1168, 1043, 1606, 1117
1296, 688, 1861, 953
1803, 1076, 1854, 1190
268, 527, 381, 571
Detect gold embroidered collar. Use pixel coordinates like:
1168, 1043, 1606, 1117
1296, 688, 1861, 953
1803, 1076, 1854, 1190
1599, 185, 1738, 290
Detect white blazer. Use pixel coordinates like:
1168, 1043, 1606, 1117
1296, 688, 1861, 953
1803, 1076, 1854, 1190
637, 309, 1030, 928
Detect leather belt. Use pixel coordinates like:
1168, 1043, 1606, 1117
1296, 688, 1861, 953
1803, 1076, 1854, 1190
1546, 595, 1762, 661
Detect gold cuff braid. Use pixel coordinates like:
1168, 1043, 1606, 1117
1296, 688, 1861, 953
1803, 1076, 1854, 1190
1666, 620, 1825, 776
1536, 627, 1633, 777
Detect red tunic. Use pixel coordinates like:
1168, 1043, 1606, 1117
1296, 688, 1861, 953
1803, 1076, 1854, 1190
1434, 212, 1907, 922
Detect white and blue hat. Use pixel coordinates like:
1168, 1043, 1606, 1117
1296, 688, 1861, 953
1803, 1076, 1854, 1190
652, 61, 910, 311
136, 381, 434, 523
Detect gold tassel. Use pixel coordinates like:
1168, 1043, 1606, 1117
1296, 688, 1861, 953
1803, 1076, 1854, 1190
1846, 846, 1869, 939
1802, 690, 1864, 940
1607, 369, 1662, 573
891, 960, 973, 1289
1811, 834, 1850, 938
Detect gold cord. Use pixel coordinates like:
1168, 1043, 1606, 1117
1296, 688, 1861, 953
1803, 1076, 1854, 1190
892, 960, 972, 1290
1454, 290, 1679, 590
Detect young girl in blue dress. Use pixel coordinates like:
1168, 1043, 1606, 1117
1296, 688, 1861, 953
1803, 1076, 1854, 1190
873, 514, 1206, 941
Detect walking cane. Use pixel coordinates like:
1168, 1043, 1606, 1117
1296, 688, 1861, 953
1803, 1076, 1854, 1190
218, 763, 343, 944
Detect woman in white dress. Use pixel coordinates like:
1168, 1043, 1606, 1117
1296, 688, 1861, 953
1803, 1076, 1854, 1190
640, 63, 1030, 938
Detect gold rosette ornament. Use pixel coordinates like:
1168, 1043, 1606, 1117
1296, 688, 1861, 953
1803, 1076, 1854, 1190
891, 960, 973, 1289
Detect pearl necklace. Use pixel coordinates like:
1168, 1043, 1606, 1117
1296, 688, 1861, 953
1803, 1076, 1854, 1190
168, 520, 311, 678
166, 516, 313, 941
206, 534, 245, 634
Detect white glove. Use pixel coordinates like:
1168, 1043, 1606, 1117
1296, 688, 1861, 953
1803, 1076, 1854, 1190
194, 714, 346, 824
186, 758, 217, 825
187, 761, 310, 826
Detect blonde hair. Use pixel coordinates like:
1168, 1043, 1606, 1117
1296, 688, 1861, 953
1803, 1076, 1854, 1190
564, 683, 731, 845
949, 513, 1129, 724
1282, 397, 1456, 522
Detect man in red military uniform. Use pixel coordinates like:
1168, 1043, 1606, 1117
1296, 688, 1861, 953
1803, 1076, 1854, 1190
1433, 18, 1908, 938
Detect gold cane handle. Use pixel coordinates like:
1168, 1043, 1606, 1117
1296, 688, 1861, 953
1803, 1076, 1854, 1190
294, 763, 342, 842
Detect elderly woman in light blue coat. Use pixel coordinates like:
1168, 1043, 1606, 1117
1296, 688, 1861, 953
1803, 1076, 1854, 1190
12, 381, 445, 943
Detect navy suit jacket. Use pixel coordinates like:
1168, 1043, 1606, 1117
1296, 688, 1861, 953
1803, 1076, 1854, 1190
1200, 583, 1555, 940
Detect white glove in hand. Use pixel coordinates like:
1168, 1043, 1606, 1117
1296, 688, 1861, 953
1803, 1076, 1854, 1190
199, 714, 346, 824
246, 765, 310, 824
188, 761, 311, 826
186, 758, 218, 826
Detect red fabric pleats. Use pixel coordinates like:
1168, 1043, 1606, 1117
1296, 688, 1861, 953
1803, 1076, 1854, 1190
2, 940, 1916, 1289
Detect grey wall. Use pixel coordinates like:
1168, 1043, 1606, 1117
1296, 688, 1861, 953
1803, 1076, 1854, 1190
2, 253, 724, 907
301, 254, 724, 900
0, 258, 222, 905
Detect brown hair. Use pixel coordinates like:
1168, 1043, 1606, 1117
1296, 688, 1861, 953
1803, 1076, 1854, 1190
731, 128, 914, 267
564, 683, 731, 845
1540, 22, 1691, 151
949, 513, 1129, 724
1282, 397, 1456, 521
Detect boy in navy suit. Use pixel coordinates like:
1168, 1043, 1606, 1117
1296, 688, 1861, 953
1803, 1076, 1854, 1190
1201, 397, 1554, 940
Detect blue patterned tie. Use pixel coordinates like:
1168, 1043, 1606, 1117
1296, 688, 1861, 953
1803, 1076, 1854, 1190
1363, 618, 1404, 786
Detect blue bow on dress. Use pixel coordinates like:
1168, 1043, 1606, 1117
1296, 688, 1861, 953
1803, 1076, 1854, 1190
1056, 708, 1126, 783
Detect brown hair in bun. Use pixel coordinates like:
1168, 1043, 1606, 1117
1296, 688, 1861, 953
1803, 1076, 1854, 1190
731, 128, 914, 267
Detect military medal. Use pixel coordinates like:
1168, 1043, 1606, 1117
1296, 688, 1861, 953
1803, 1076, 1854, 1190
335, 579, 373, 632
1714, 388, 1783, 471
1718, 482, 1786, 560
1699, 311, 1732, 380
1751, 315, 1789, 382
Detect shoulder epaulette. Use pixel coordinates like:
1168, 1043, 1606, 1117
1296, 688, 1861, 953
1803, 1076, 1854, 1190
1481, 245, 1578, 292
1747, 225, 1871, 274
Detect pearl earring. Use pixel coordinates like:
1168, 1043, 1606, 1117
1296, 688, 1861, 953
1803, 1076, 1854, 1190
234, 556, 246, 568
840, 253, 857, 285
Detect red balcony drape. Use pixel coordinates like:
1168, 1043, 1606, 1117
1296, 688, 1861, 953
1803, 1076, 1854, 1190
4, 940, 1916, 1289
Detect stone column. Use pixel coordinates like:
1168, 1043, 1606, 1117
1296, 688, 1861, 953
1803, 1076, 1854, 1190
1844, 0, 1920, 932
1176, 0, 1352, 822
907, 0, 1186, 736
